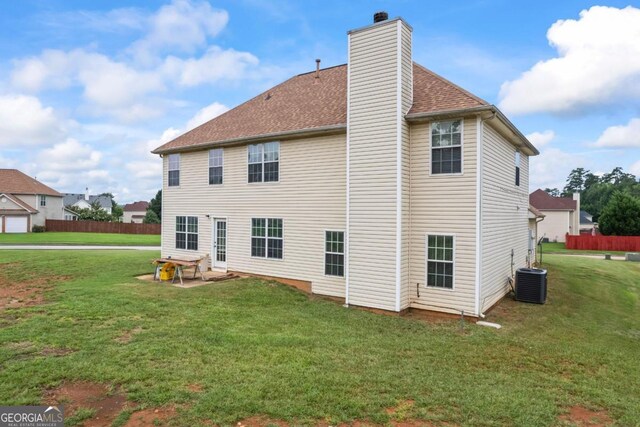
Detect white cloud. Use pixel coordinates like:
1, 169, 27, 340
530, 147, 586, 190
129, 0, 228, 63
38, 139, 102, 172
526, 130, 555, 149
163, 46, 259, 87
499, 6, 640, 115
0, 94, 66, 148
186, 102, 229, 130
630, 160, 640, 176
11, 49, 166, 121
594, 118, 640, 148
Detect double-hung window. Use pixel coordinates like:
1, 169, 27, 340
431, 120, 462, 174
168, 154, 180, 187
248, 142, 279, 183
39, 195, 46, 207
251, 218, 283, 259
325, 231, 344, 276
176, 216, 198, 250
209, 149, 223, 185
426, 234, 454, 289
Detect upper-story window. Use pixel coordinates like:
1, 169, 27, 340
168, 154, 180, 187
248, 142, 279, 183
515, 151, 521, 187
39, 195, 46, 207
209, 148, 223, 185
431, 120, 462, 174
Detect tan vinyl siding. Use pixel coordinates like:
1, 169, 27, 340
15, 194, 64, 226
400, 22, 412, 310
348, 20, 402, 311
408, 119, 477, 315
480, 123, 530, 311
162, 134, 346, 297
537, 210, 572, 243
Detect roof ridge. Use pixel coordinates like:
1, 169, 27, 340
297, 63, 347, 77
412, 62, 489, 106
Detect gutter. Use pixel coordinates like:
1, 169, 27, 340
152, 124, 346, 155
405, 105, 539, 156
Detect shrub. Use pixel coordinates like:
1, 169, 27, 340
598, 191, 640, 236
32, 225, 46, 233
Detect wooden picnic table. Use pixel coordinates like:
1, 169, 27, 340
153, 257, 206, 285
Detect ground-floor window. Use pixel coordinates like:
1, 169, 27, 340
251, 218, 283, 259
426, 234, 454, 289
176, 216, 198, 250
325, 231, 344, 276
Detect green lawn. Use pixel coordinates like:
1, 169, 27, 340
541, 241, 627, 256
0, 251, 639, 426
0, 232, 160, 246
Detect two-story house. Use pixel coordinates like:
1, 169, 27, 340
153, 13, 538, 317
0, 168, 64, 232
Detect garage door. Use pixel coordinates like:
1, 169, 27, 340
5, 216, 28, 233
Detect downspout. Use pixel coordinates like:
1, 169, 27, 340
475, 111, 496, 319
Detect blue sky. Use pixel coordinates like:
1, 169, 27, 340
1, 0, 639, 203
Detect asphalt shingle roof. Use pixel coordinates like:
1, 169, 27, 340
0, 169, 61, 197
154, 62, 488, 153
529, 189, 577, 211
123, 201, 149, 212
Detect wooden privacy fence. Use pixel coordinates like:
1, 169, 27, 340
45, 219, 160, 235
565, 234, 640, 252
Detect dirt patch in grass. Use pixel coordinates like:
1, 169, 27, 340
186, 383, 203, 393
236, 416, 289, 427
0, 271, 69, 310
44, 381, 129, 427
558, 405, 613, 426
123, 407, 177, 427
115, 326, 143, 343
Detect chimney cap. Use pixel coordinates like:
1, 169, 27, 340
373, 11, 388, 23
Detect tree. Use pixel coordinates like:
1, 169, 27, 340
68, 205, 113, 222
601, 167, 637, 186
582, 183, 615, 222
562, 167, 589, 196
544, 188, 560, 197
112, 205, 124, 221
143, 209, 160, 224
149, 190, 162, 220
598, 191, 640, 236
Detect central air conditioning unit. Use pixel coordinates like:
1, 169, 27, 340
515, 268, 547, 304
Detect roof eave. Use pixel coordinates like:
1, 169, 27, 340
152, 123, 347, 155
405, 105, 540, 157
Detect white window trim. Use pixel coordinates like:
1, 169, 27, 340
250, 217, 284, 261
424, 232, 456, 292
428, 118, 464, 177
208, 148, 224, 185
168, 154, 180, 187
176, 215, 198, 251
39, 195, 46, 207
323, 229, 345, 278
247, 142, 280, 184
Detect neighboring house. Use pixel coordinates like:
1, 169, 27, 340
528, 205, 545, 263
152, 13, 539, 317
63, 189, 113, 215
123, 201, 149, 223
0, 169, 64, 232
529, 189, 580, 243
580, 210, 597, 234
